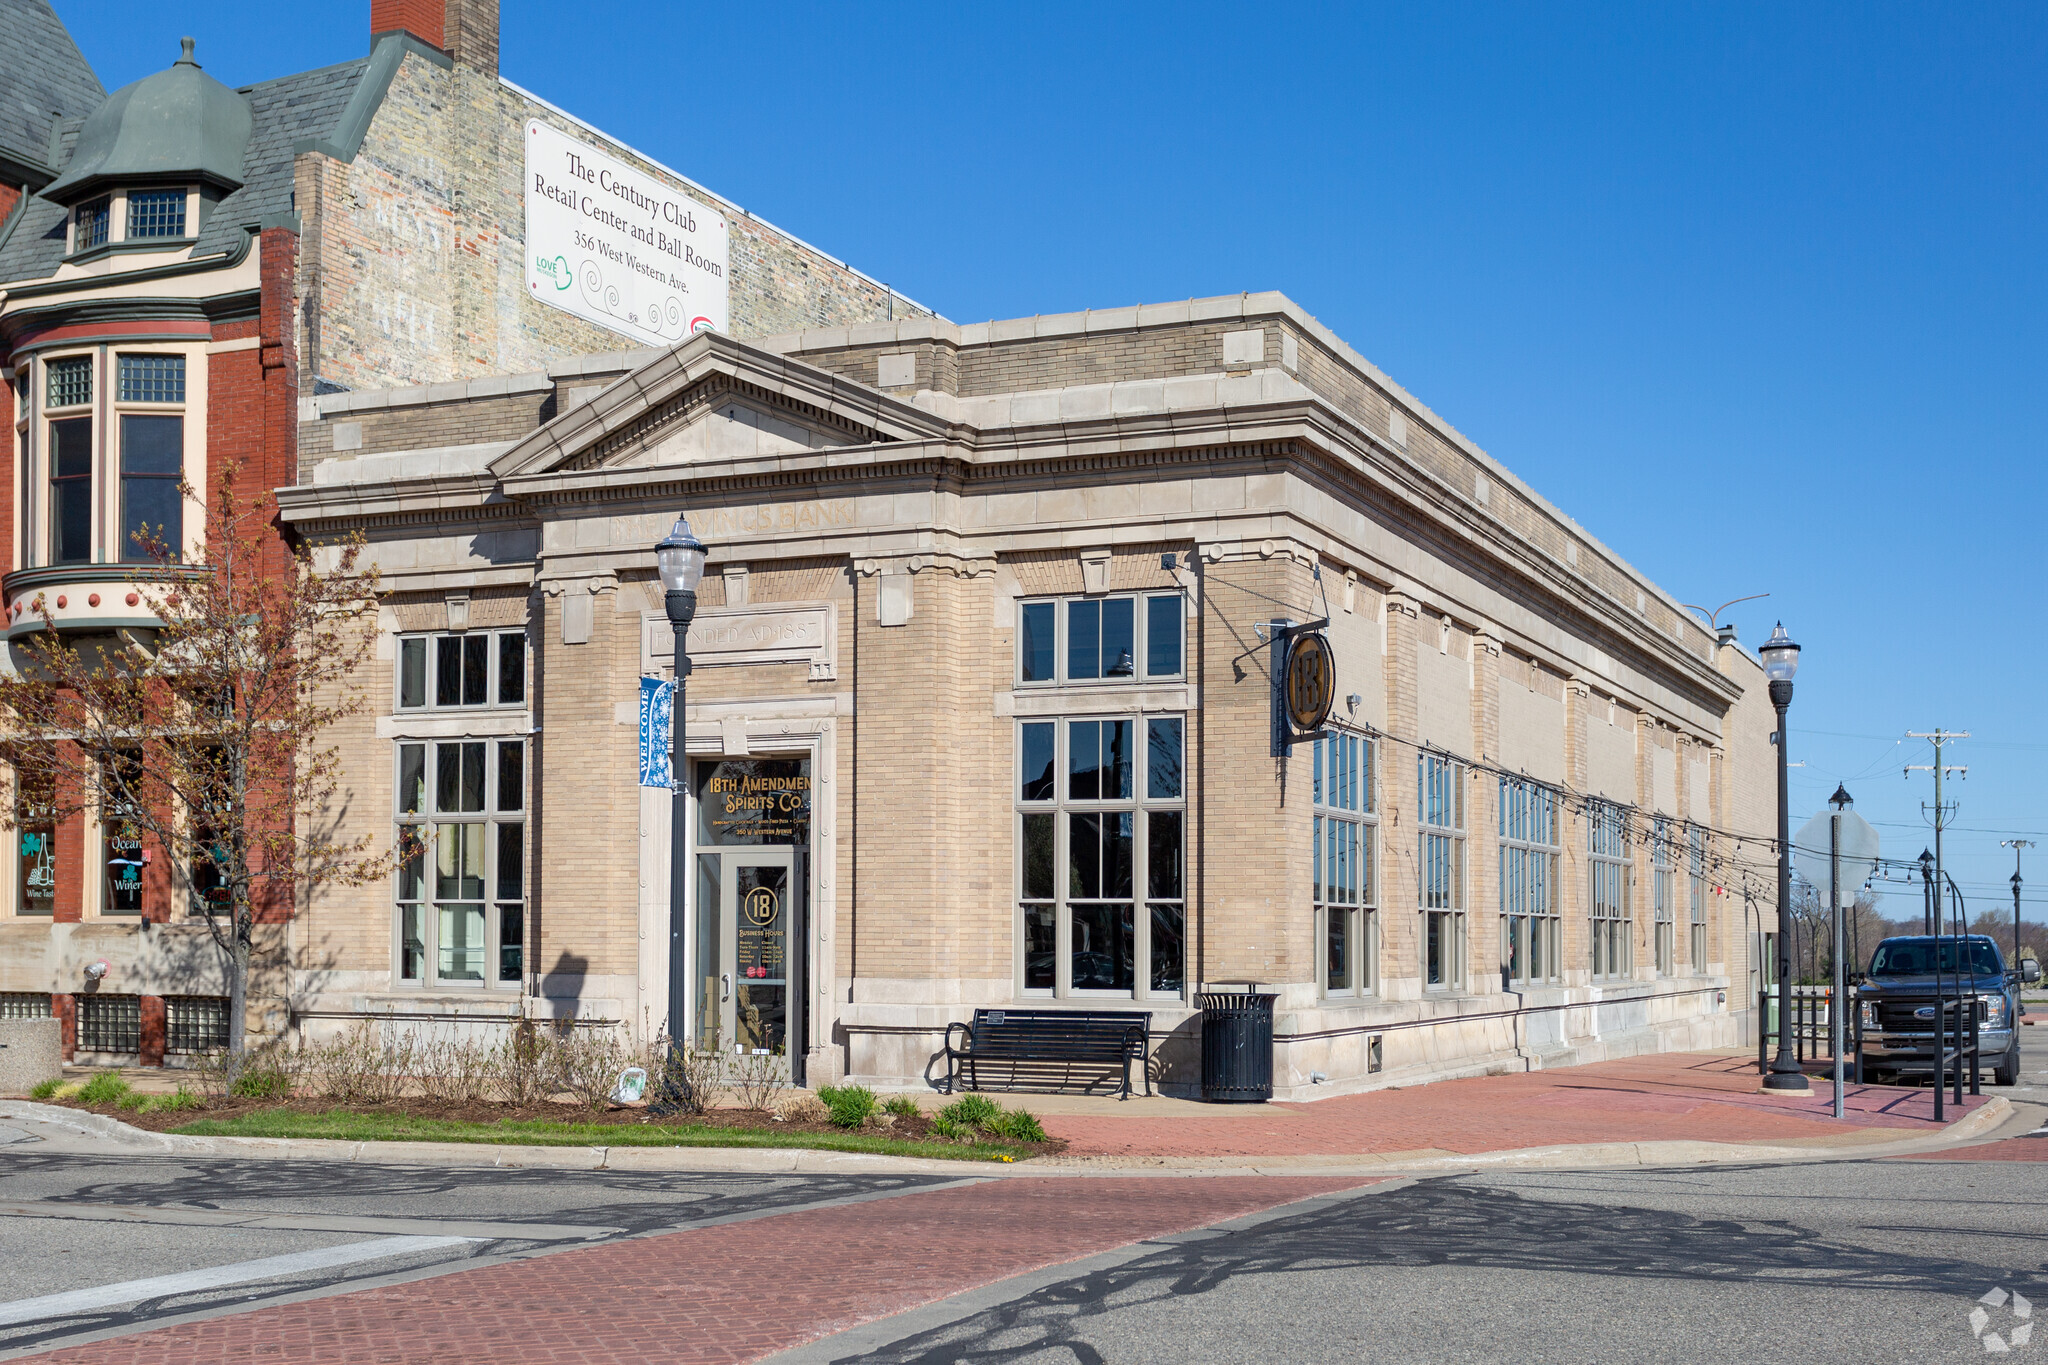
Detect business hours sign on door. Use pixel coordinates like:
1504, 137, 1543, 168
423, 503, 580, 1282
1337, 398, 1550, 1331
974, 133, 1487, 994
524, 121, 729, 345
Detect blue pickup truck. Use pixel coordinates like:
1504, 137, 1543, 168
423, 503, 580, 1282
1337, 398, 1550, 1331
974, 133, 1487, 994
1856, 935, 2040, 1087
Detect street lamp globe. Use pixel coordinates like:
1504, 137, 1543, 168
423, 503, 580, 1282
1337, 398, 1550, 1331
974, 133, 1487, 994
655, 515, 707, 594
1759, 622, 1800, 682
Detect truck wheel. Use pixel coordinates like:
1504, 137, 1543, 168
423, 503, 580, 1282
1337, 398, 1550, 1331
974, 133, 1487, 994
1995, 1046, 2020, 1087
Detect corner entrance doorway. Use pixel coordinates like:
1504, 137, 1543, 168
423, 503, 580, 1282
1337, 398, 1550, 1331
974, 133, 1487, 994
693, 756, 811, 1083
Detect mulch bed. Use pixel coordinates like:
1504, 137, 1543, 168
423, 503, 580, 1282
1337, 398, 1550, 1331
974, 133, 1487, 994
50, 1093, 1067, 1156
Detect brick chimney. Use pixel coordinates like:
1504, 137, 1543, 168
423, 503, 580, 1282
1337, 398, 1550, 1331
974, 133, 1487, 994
371, 0, 498, 75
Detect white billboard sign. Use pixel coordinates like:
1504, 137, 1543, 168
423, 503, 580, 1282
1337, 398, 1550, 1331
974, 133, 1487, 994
523, 120, 728, 346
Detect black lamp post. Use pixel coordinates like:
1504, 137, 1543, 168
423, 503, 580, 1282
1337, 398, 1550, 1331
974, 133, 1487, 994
1920, 847, 1936, 935
2014, 868, 2025, 971
1760, 622, 1807, 1091
655, 514, 707, 1059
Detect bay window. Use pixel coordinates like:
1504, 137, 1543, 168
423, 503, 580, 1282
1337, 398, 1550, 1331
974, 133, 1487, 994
118, 355, 185, 561
46, 356, 93, 565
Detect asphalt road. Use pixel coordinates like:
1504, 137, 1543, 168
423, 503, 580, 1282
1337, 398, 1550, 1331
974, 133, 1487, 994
769, 1160, 2048, 1365
0, 1024, 2045, 1363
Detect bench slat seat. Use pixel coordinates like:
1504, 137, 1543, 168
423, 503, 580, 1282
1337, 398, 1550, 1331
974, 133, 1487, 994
943, 1008, 1152, 1099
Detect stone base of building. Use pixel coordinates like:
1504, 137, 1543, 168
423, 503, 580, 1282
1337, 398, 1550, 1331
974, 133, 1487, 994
836, 977, 1739, 1101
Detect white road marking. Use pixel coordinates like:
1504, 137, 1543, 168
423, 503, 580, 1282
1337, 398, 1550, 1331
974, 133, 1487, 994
0, 1234, 478, 1327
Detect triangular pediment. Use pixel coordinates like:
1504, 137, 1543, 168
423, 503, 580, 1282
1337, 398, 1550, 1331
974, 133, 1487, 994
490, 331, 947, 480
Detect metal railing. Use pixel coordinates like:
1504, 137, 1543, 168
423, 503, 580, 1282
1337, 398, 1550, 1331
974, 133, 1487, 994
1758, 984, 1983, 1120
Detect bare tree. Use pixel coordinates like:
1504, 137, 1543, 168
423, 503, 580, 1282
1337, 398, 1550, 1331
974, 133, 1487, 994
0, 469, 389, 1074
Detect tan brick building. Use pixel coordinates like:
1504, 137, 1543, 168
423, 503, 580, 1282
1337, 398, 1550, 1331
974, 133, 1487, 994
278, 293, 1778, 1097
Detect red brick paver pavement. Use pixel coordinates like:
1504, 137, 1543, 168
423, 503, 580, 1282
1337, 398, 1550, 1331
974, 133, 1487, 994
39, 1176, 1364, 1365
1887, 1137, 2048, 1162
1046, 1052, 1993, 1159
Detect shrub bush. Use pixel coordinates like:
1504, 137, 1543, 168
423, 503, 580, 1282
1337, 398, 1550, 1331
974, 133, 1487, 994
938, 1094, 1000, 1128
416, 1036, 497, 1105
817, 1084, 879, 1129
555, 1027, 633, 1112
927, 1115, 969, 1139
644, 1034, 726, 1116
985, 1108, 1048, 1143
230, 1051, 293, 1100
774, 1093, 829, 1124
77, 1072, 130, 1105
883, 1094, 921, 1119
153, 1087, 203, 1113
729, 1048, 787, 1112
28, 1077, 61, 1100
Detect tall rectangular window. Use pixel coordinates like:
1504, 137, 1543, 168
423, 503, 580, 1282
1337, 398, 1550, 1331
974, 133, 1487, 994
1652, 817, 1675, 976
120, 415, 182, 561
1688, 825, 1708, 973
1499, 777, 1560, 985
394, 737, 524, 988
1315, 730, 1376, 997
125, 189, 187, 239
1016, 594, 1183, 685
1015, 713, 1185, 997
1418, 753, 1466, 989
1589, 801, 1632, 979
49, 417, 93, 565
73, 197, 109, 252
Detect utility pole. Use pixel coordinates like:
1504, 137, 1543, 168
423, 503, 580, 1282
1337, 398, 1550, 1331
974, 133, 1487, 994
2004, 839, 2033, 971
1905, 730, 1967, 933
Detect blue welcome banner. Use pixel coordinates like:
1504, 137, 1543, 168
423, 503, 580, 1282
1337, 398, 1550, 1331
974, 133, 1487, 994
638, 675, 676, 788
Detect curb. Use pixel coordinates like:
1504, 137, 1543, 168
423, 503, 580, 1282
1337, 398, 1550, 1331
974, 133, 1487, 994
0, 1095, 2013, 1177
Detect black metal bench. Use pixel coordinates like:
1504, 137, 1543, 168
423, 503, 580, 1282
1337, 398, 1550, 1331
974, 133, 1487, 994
942, 1008, 1153, 1100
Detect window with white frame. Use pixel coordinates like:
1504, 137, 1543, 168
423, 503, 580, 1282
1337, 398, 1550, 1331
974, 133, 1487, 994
1418, 752, 1466, 989
1589, 800, 1632, 978
1315, 730, 1376, 997
1499, 777, 1560, 984
397, 630, 527, 710
1652, 817, 1675, 975
1688, 825, 1708, 972
1016, 593, 1183, 685
394, 738, 525, 988
1015, 713, 1184, 998
45, 355, 93, 566
117, 354, 185, 562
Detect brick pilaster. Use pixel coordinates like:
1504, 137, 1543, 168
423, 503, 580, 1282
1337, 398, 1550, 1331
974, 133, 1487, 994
139, 995, 166, 1066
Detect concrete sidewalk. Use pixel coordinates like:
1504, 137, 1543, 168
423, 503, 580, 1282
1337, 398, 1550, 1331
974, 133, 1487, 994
1, 1050, 2016, 1178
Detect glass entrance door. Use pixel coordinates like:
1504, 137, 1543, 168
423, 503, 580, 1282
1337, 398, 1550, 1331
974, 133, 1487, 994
717, 849, 793, 1057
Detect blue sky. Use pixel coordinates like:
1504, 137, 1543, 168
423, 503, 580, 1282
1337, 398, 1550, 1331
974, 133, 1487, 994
58, 2, 2048, 928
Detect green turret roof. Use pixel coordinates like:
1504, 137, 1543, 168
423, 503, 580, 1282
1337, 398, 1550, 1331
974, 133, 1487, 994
42, 37, 251, 202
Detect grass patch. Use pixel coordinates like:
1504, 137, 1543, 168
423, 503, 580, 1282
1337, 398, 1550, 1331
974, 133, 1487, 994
166, 1107, 1037, 1162
28, 1077, 62, 1101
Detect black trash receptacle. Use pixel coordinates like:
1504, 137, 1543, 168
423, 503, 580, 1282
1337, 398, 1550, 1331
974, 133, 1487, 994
1198, 986, 1276, 1102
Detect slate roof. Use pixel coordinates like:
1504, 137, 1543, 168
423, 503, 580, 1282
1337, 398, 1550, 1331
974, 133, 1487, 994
0, 55, 369, 287
0, 0, 104, 182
